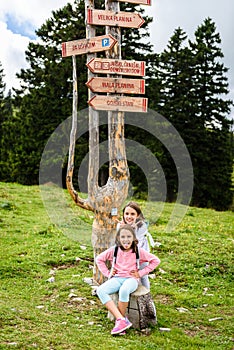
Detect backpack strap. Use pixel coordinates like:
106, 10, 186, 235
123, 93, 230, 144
145, 220, 156, 249
109, 245, 118, 279
113, 245, 118, 263
136, 246, 140, 270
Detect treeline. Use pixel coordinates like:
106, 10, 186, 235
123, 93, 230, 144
0, 0, 233, 210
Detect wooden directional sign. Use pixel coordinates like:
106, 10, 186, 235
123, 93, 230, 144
86, 58, 145, 77
88, 95, 148, 113
86, 77, 145, 94
62, 34, 117, 57
118, 0, 151, 4
87, 9, 145, 28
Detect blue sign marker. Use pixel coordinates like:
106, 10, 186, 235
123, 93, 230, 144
102, 38, 110, 47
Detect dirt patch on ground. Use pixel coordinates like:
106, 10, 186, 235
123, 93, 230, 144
184, 322, 221, 338
154, 294, 173, 304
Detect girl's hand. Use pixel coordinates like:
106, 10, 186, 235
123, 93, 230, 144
130, 270, 140, 278
109, 268, 117, 278
112, 268, 118, 276
131, 222, 137, 229
114, 218, 124, 225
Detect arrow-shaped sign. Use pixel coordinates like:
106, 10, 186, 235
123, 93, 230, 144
118, 0, 151, 4
62, 34, 117, 57
88, 95, 148, 113
87, 9, 145, 28
86, 77, 145, 94
86, 58, 145, 77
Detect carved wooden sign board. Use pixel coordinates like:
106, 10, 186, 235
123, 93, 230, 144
86, 58, 146, 77
88, 95, 148, 113
62, 34, 117, 57
87, 9, 145, 28
86, 77, 145, 94
118, 0, 151, 4
62, 1, 151, 113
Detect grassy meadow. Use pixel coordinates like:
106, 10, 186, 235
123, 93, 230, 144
0, 182, 233, 350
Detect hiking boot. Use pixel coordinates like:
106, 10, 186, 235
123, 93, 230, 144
111, 318, 132, 335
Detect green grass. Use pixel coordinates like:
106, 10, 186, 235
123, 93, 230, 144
0, 182, 233, 350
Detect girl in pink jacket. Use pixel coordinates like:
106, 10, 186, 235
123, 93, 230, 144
96, 224, 160, 335
117, 201, 156, 289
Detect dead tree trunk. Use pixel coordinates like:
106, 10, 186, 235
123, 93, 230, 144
66, 0, 129, 284
108, 285, 157, 329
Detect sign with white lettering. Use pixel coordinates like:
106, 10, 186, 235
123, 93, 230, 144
87, 9, 145, 28
86, 58, 145, 77
62, 34, 117, 57
88, 95, 148, 113
86, 77, 145, 94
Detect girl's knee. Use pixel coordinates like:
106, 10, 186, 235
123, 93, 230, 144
96, 285, 106, 298
140, 275, 150, 289
96, 286, 111, 305
119, 281, 137, 302
96, 286, 101, 297
119, 289, 130, 302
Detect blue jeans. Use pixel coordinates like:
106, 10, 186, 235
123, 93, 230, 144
96, 277, 138, 305
140, 262, 150, 289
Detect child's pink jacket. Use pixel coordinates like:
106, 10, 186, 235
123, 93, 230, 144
96, 246, 160, 279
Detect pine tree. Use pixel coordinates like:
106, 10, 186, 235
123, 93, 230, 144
188, 18, 233, 209
0, 89, 17, 182
0, 62, 7, 180
0, 61, 6, 133
151, 20, 233, 209
7, 0, 154, 185
152, 28, 194, 202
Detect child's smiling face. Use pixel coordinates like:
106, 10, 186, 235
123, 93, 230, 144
119, 229, 134, 251
123, 206, 138, 225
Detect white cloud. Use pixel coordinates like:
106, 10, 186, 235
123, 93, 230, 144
0, 0, 70, 91
0, 0, 70, 27
0, 21, 30, 91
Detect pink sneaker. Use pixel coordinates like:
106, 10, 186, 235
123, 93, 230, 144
111, 318, 132, 335
119, 331, 126, 335
118, 318, 131, 335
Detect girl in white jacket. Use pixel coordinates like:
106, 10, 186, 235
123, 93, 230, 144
117, 201, 155, 289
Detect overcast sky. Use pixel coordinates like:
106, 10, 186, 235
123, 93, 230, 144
0, 0, 233, 117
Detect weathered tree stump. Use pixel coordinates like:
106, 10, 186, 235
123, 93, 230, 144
108, 285, 157, 330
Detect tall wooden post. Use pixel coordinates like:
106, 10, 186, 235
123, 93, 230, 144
84, 0, 129, 283
64, 0, 147, 284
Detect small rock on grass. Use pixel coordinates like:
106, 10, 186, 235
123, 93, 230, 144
209, 317, 223, 322
159, 327, 171, 332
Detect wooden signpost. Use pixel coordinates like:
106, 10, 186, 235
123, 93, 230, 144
87, 9, 145, 28
62, 34, 117, 57
64, 0, 152, 287
86, 58, 145, 77
88, 95, 148, 113
86, 77, 145, 94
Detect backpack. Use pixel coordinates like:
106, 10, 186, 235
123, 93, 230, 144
144, 221, 156, 250
109, 245, 140, 279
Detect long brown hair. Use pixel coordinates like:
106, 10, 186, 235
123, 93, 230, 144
115, 224, 138, 253
122, 201, 145, 228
